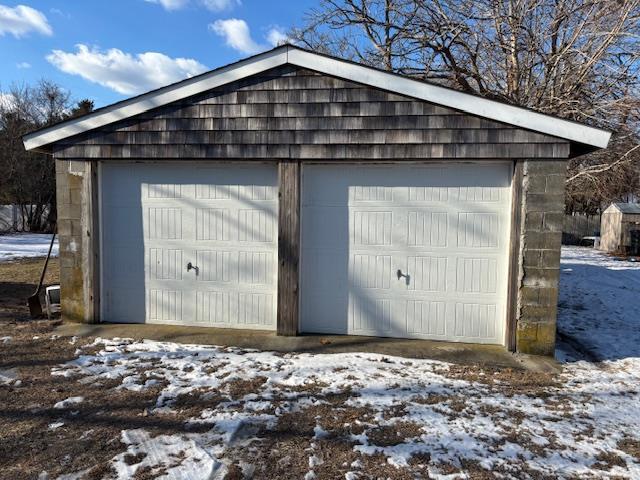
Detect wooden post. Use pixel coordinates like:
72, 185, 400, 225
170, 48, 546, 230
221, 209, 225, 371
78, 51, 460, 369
277, 160, 300, 336
506, 160, 524, 351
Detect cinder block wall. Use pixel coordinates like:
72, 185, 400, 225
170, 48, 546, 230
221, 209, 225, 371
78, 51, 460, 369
516, 160, 567, 355
55, 159, 96, 323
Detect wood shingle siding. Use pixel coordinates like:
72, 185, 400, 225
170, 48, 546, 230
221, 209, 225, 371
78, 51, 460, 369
53, 66, 570, 160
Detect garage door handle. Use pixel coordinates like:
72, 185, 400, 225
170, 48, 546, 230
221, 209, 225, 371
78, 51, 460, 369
397, 269, 408, 280
187, 262, 199, 274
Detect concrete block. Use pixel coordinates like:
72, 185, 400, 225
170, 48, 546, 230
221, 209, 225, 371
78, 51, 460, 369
525, 176, 547, 194
542, 212, 565, 232
524, 193, 566, 212
522, 231, 562, 250
521, 304, 557, 322
522, 266, 560, 288
524, 160, 567, 175
545, 174, 566, 194
69, 188, 82, 205
516, 321, 538, 341
524, 212, 544, 231
540, 250, 561, 268
519, 286, 540, 305
62, 203, 82, 220
536, 322, 557, 345
537, 287, 559, 307
60, 252, 76, 269
523, 250, 542, 267
57, 219, 72, 236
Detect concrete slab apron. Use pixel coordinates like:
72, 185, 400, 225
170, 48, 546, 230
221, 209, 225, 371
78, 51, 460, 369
54, 322, 559, 373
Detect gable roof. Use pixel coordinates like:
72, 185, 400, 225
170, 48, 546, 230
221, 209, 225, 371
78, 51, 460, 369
23, 44, 611, 153
606, 203, 640, 215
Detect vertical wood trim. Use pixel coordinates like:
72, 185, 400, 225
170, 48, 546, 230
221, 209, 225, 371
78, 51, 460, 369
277, 159, 300, 335
81, 160, 100, 324
89, 160, 101, 323
506, 160, 524, 351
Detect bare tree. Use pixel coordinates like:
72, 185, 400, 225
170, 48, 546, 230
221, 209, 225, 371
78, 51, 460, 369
0, 81, 90, 232
292, 0, 640, 212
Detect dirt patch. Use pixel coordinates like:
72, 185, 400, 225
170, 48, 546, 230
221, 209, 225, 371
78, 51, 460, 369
593, 450, 628, 470
124, 451, 148, 465
366, 421, 424, 447
223, 376, 267, 400
618, 437, 640, 461
173, 387, 228, 419
443, 364, 560, 397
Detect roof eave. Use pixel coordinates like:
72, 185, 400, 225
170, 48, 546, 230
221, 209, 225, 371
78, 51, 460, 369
23, 46, 291, 152
23, 44, 612, 153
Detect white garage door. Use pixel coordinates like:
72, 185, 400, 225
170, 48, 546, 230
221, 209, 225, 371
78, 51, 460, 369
101, 162, 278, 329
301, 163, 512, 344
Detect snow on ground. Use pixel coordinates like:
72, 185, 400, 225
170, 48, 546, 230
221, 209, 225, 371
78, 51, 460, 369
45, 246, 640, 479
557, 246, 640, 361
52, 334, 640, 478
0, 233, 58, 262
53, 396, 84, 409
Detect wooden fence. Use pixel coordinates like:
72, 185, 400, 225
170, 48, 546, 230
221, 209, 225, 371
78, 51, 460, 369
563, 214, 600, 244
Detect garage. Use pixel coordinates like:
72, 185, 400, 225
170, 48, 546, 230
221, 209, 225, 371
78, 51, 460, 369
301, 163, 512, 344
100, 162, 278, 329
24, 45, 611, 355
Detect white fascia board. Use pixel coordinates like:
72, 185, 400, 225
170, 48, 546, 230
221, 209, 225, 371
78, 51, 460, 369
23, 48, 289, 151
25, 45, 611, 151
288, 49, 611, 149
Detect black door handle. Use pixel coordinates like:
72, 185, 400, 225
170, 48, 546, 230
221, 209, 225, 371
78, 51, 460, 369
187, 262, 199, 274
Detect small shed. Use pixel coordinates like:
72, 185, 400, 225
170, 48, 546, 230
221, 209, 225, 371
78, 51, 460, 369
600, 203, 640, 254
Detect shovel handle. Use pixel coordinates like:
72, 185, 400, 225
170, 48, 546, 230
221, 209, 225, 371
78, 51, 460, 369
34, 232, 56, 295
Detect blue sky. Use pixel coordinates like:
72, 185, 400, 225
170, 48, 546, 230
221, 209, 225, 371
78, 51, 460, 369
0, 0, 316, 107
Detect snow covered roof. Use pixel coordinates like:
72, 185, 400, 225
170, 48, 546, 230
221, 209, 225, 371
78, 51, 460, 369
23, 44, 611, 153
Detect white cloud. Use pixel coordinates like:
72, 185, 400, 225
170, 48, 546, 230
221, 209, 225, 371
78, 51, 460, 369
209, 18, 262, 55
144, 0, 189, 10
0, 4, 52, 37
146, 0, 239, 11
200, 0, 240, 11
16, 61, 31, 69
210, 19, 288, 55
266, 27, 288, 47
46, 44, 208, 95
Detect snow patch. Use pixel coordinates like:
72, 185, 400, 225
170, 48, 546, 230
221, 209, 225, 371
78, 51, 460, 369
110, 429, 225, 480
54, 396, 84, 409
0, 234, 58, 262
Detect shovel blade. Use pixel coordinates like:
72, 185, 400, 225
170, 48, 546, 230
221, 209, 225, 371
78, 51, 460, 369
28, 294, 43, 318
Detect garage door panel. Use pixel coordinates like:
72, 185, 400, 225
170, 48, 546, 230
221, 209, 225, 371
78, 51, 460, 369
406, 300, 447, 337
147, 289, 184, 323
194, 249, 275, 286
350, 295, 392, 334
453, 302, 498, 339
301, 163, 510, 344
302, 207, 348, 249
101, 162, 277, 330
106, 287, 145, 324
454, 257, 498, 294
195, 290, 274, 327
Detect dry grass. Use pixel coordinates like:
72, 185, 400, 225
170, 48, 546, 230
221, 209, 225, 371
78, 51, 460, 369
0, 257, 59, 322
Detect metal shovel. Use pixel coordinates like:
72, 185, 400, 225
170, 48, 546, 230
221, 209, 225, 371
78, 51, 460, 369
27, 232, 56, 318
